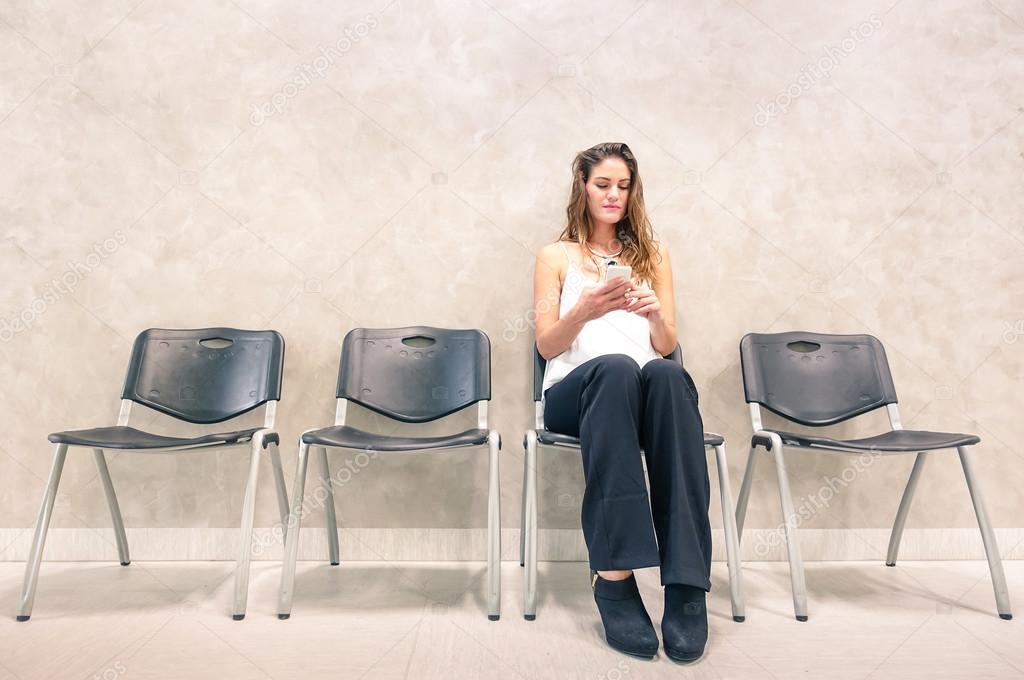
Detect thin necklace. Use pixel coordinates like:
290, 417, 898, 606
586, 240, 623, 259
585, 240, 624, 281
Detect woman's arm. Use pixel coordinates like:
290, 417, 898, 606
534, 244, 585, 360
647, 243, 678, 356
534, 243, 632, 360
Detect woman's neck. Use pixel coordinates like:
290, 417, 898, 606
587, 223, 620, 254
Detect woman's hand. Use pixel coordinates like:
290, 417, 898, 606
569, 277, 633, 323
626, 285, 663, 320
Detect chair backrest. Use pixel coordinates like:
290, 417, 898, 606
533, 343, 683, 401
739, 331, 898, 427
121, 328, 285, 424
337, 326, 491, 423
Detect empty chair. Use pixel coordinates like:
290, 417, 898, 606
521, 344, 745, 622
735, 331, 1012, 621
18, 328, 290, 621
276, 327, 501, 620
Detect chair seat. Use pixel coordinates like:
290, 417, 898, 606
536, 429, 724, 447
48, 426, 269, 450
755, 428, 980, 452
302, 425, 490, 451
536, 430, 582, 447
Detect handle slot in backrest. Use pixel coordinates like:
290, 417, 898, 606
122, 328, 284, 424
740, 332, 898, 427
338, 327, 489, 422
401, 335, 436, 348
199, 337, 234, 349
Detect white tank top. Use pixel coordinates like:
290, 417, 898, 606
541, 241, 661, 399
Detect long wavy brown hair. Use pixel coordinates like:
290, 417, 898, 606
558, 142, 659, 285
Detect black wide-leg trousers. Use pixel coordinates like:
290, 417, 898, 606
543, 353, 712, 590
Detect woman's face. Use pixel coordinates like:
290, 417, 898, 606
585, 157, 631, 228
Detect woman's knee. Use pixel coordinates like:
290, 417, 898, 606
588, 354, 643, 382
643, 360, 698, 399
642, 358, 684, 380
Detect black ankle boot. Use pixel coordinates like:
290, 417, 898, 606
591, 571, 659, 659
662, 584, 708, 662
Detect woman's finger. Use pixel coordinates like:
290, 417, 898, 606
602, 287, 633, 303
600, 278, 631, 295
612, 294, 633, 310
631, 301, 660, 315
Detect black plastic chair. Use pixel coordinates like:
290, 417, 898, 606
521, 344, 745, 622
735, 331, 1012, 621
276, 326, 501, 620
18, 328, 289, 621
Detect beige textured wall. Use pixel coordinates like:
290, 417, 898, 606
1, 0, 1022, 558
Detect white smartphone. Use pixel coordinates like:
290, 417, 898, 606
605, 264, 632, 284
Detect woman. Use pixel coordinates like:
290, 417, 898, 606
533, 142, 712, 662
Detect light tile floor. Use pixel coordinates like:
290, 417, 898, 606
0, 560, 1019, 679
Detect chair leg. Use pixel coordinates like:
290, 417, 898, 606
316, 447, 340, 566
519, 439, 528, 568
93, 448, 130, 566
523, 430, 538, 621
278, 440, 311, 619
769, 435, 808, 621
886, 451, 928, 566
735, 444, 759, 541
712, 443, 746, 622
18, 443, 69, 621
487, 431, 501, 621
267, 441, 290, 542
232, 438, 263, 620
958, 447, 1013, 620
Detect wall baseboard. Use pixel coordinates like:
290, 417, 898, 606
1, 527, 1021, 562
